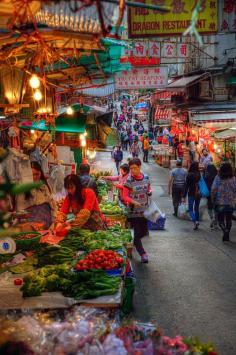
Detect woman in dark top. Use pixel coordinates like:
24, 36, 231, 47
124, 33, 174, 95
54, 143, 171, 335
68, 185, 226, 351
183, 161, 201, 230
204, 163, 218, 230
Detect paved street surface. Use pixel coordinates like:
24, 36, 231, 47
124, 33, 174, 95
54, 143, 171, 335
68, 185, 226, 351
96, 151, 236, 355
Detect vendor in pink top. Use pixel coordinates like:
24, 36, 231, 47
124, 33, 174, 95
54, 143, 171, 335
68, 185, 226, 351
103, 163, 130, 202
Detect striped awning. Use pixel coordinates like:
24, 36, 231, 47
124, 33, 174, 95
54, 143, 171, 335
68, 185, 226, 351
155, 106, 170, 120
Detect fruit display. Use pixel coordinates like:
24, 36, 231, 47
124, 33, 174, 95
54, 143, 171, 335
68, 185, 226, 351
75, 250, 124, 271
100, 201, 124, 215
92, 170, 112, 180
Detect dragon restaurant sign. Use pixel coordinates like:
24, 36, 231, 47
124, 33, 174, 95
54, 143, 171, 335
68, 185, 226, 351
115, 67, 168, 90
128, 0, 217, 38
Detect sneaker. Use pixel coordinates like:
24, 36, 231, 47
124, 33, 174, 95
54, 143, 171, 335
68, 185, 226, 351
141, 253, 149, 263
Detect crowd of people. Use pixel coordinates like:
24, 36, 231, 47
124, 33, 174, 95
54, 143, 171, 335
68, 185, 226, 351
169, 157, 236, 242
112, 98, 236, 244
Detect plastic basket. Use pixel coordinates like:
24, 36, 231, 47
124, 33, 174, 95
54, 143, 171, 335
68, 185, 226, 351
12, 232, 41, 251
148, 217, 166, 230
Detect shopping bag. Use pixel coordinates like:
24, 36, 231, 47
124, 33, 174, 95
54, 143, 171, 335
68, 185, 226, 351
198, 176, 210, 198
144, 200, 161, 223
178, 203, 188, 219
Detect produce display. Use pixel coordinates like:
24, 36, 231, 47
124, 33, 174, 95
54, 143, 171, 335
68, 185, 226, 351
21, 266, 120, 299
97, 180, 109, 197
75, 250, 124, 271
92, 170, 112, 180
62, 226, 132, 251
100, 201, 124, 215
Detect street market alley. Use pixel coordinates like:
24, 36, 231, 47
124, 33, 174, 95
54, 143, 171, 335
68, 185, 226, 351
96, 151, 236, 355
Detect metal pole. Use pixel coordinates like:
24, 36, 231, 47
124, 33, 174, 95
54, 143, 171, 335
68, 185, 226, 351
102, 0, 170, 12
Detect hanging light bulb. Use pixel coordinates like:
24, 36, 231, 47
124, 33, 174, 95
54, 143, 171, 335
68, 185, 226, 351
84, 130, 88, 137
66, 106, 73, 115
33, 89, 43, 101
80, 134, 84, 140
29, 75, 40, 89
31, 130, 35, 134
81, 139, 86, 147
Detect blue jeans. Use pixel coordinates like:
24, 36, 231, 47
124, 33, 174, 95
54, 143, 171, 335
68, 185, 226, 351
188, 196, 200, 222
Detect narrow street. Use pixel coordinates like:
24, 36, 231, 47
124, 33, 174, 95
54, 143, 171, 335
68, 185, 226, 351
96, 150, 236, 355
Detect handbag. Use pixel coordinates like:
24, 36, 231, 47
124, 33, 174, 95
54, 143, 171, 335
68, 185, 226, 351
198, 176, 210, 198
177, 203, 188, 219
144, 199, 162, 223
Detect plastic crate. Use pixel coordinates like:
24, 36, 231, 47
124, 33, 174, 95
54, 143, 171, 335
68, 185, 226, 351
148, 216, 166, 230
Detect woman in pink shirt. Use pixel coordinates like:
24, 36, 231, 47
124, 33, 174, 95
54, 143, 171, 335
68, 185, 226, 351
103, 163, 130, 202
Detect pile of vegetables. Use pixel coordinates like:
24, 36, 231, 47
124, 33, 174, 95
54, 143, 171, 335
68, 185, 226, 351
92, 170, 112, 180
75, 250, 124, 271
21, 265, 120, 299
97, 180, 109, 197
99, 201, 124, 215
36, 244, 75, 267
61, 227, 132, 251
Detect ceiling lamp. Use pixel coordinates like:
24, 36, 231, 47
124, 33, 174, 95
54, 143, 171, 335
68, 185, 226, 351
29, 75, 40, 89
66, 106, 73, 115
33, 90, 43, 101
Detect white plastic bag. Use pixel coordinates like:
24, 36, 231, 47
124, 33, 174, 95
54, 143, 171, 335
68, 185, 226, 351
144, 200, 162, 223
178, 203, 188, 219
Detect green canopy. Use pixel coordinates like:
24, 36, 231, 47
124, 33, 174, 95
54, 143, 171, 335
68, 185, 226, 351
20, 116, 86, 133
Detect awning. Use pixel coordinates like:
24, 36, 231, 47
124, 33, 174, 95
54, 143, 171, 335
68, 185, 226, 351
155, 106, 170, 120
20, 118, 86, 133
214, 129, 236, 140
191, 112, 236, 123
166, 73, 209, 92
77, 82, 115, 97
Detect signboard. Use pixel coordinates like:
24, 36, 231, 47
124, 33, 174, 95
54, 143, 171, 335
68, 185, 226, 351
219, 0, 236, 32
124, 41, 161, 66
128, 0, 218, 38
115, 67, 168, 90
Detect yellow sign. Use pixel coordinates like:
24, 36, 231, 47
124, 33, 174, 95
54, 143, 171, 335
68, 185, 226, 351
128, 0, 218, 38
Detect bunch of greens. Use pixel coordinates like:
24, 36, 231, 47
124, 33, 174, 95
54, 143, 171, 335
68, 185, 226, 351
21, 265, 120, 299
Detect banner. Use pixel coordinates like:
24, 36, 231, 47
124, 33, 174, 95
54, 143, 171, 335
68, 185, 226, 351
124, 41, 161, 66
219, 0, 236, 32
115, 67, 168, 90
128, 0, 218, 38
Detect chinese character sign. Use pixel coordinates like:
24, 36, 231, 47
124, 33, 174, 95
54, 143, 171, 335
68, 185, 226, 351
130, 41, 161, 57
162, 43, 176, 57
128, 0, 217, 37
219, 0, 236, 32
177, 43, 189, 58
115, 67, 168, 90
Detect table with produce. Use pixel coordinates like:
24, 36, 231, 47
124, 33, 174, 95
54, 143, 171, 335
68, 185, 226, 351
0, 225, 134, 310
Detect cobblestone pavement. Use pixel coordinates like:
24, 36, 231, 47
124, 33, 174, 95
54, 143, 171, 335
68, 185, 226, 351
96, 151, 236, 355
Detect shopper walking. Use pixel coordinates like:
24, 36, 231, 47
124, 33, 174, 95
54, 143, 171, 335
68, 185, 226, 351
168, 159, 187, 217
211, 162, 236, 242
143, 136, 150, 163
183, 161, 201, 230
123, 158, 152, 263
130, 139, 141, 158
188, 140, 196, 162
177, 140, 184, 161
203, 163, 218, 230
113, 146, 123, 174
200, 148, 213, 169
